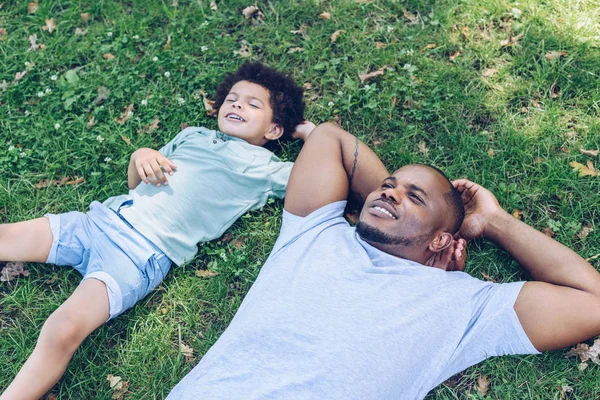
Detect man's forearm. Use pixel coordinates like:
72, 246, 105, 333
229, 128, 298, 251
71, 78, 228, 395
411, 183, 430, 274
486, 210, 600, 296
314, 122, 388, 206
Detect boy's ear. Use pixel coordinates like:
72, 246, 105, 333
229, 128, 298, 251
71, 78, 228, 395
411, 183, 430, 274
265, 124, 284, 141
428, 232, 453, 253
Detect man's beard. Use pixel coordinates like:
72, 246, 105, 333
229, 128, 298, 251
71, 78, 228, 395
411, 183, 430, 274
356, 220, 431, 246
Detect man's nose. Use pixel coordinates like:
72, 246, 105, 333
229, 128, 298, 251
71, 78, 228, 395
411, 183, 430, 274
381, 189, 399, 204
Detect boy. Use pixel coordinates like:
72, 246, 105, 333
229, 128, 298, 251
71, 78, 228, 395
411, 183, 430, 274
0, 61, 313, 399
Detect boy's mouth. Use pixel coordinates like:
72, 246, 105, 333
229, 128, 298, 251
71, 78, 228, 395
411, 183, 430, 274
225, 113, 246, 122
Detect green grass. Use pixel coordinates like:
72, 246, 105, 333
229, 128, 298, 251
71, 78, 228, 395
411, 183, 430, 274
1, 0, 599, 398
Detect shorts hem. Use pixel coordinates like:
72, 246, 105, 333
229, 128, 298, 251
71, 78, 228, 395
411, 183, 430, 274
84, 271, 124, 321
44, 214, 60, 264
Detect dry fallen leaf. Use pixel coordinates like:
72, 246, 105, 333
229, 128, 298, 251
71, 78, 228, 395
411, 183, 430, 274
287, 47, 304, 54
27, 34, 43, 52
290, 24, 309, 39
180, 341, 195, 359
121, 135, 132, 146
42, 19, 57, 34
358, 65, 392, 83
375, 41, 386, 48
242, 4, 264, 22
234, 44, 251, 57
171, 0, 178, 6
566, 337, 600, 366
461, 26, 470, 40
500, 32, 523, 47
164, 34, 172, 50
476, 375, 490, 396
512, 209, 524, 221
115, 104, 134, 124
106, 375, 128, 400
196, 269, 217, 278
541, 227, 555, 238
421, 43, 436, 51
199, 89, 217, 116
102, 53, 115, 60
570, 161, 598, 177
45, 274, 59, 285
402, 8, 418, 25
448, 51, 461, 62
417, 142, 429, 156
242, 5, 258, 18
1, 262, 30, 282
0, 28, 7, 41
180, 122, 189, 130
28, 1, 38, 14
210, 0, 217, 11
139, 117, 160, 135
319, 11, 331, 20
75, 28, 88, 36
303, 82, 312, 90
66, 177, 84, 185
80, 13, 91, 23
545, 51, 567, 61
577, 226, 593, 240
560, 384, 573, 399
330, 29, 345, 43
487, 148, 496, 157
234, 237, 247, 250
482, 68, 497, 77
93, 86, 110, 106
549, 82, 560, 99
580, 148, 599, 157
481, 272, 495, 282
35, 177, 71, 189
87, 115, 95, 128
220, 233, 233, 243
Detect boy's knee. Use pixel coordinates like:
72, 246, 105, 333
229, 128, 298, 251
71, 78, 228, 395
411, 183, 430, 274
40, 310, 89, 352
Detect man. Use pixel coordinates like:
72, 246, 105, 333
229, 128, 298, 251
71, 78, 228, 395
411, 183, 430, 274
168, 123, 600, 399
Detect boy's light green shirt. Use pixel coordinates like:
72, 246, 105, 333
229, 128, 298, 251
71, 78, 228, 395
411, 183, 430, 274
104, 127, 293, 266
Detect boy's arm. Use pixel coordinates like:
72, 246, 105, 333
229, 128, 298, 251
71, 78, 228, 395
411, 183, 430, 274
127, 148, 177, 189
284, 122, 388, 217
453, 179, 600, 351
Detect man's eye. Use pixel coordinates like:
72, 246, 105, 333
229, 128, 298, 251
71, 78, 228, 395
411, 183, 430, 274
382, 183, 393, 189
409, 193, 424, 203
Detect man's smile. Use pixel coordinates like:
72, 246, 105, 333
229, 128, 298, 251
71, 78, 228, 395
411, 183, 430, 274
368, 199, 397, 219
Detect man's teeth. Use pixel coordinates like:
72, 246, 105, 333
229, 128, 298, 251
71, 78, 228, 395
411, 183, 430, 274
373, 206, 395, 219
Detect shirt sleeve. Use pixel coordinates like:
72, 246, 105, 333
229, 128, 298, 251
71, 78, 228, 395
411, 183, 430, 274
158, 127, 209, 157
439, 281, 539, 382
269, 160, 294, 199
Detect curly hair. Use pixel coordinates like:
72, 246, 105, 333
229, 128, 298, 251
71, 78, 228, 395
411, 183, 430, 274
214, 62, 305, 148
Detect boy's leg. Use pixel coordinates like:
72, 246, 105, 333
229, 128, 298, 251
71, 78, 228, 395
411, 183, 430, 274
1, 278, 109, 400
0, 217, 53, 262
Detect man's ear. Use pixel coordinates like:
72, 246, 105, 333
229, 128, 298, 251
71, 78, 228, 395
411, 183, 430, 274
428, 232, 453, 253
265, 124, 284, 141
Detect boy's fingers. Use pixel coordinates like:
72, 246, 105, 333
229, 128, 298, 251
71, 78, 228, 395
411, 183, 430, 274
151, 160, 167, 185
137, 166, 150, 184
143, 164, 159, 185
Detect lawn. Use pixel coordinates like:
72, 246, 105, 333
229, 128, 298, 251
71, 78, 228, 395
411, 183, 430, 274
1, 0, 599, 398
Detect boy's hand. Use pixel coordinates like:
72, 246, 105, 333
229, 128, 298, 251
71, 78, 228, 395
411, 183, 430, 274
131, 148, 177, 186
292, 121, 316, 142
452, 179, 504, 241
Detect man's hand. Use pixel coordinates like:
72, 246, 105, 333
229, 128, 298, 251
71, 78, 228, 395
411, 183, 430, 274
452, 179, 504, 241
291, 120, 316, 142
425, 238, 467, 271
129, 148, 177, 187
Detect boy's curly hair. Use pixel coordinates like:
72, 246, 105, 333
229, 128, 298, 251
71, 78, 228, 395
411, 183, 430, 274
214, 62, 305, 148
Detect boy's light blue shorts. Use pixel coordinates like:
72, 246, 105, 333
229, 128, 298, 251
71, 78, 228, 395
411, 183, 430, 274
45, 201, 172, 320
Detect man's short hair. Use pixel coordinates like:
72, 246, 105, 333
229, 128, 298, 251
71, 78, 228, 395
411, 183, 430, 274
214, 62, 305, 148
425, 164, 465, 234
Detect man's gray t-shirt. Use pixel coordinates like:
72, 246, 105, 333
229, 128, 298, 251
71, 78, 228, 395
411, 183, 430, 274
168, 201, 538, 400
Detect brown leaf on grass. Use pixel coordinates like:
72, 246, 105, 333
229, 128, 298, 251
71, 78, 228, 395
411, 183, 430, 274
512, 209, 524, 221
476, 375, 490, 396
531, 99, 543, 109
303, 82, 312, 90
196, 269, 217, 278
500, 32, 523, 47
180, 342, 195, 359
43, 393, 58, 400
234, 236, 247, 250
242, 5, 258, 18
106, 375, 129, 400
242, 4, 264, 22
487, 148, 496, 157
421, 43, 436, 51
42, 19, 57, 34
0, 28, 7, 41
28, 1, 38, 14
578, 362, 589, 371
402, 8, 419, 25
319, 11, 331, 20
80, 13, 91, 23
577, 226, 593, 240
180, 122, 189, 130
560, 385, 573, 399
520, 106, 528, 113
448, 51, 461, 62
27, 34, 44, 52
210, 1, 218, 11
75, 28, 88, 36
417, 142, 429, 156
121, 135, 132, 146
287, 47, 304, 54
1, 262, 30, 282
481, 272, 495, 282
45, 274, 59, 285
115, 104, 134, 124
482, 68, 497, 77
93, 86, 110, 106
461, 26, 470, 40
87, 115, 95, 128
541, 227, 555, 238
290, 24, 309, 39
375, 41, 386, 48
566, 337, 600, 366
580, 148, 599, 157
102, 53, 115, 60
588, 160, 596, 172
35, 177, 71, 189
139, 117, 160, 134
570, 161, 598, 177
220, 233, 233, 243
199, 89, 217, 116
330, 29, 345, 43
171, 0, 178, 6
66, 177, 84, 185
545, 51, 567, 61
234, 44, 252, 57
164, 34, 172, 50
549, 82, 560, 99
566, 131, 576, 139
358, 65, 392, 83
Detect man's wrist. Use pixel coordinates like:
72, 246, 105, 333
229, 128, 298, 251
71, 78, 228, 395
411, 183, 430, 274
483, 209, 513, 242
